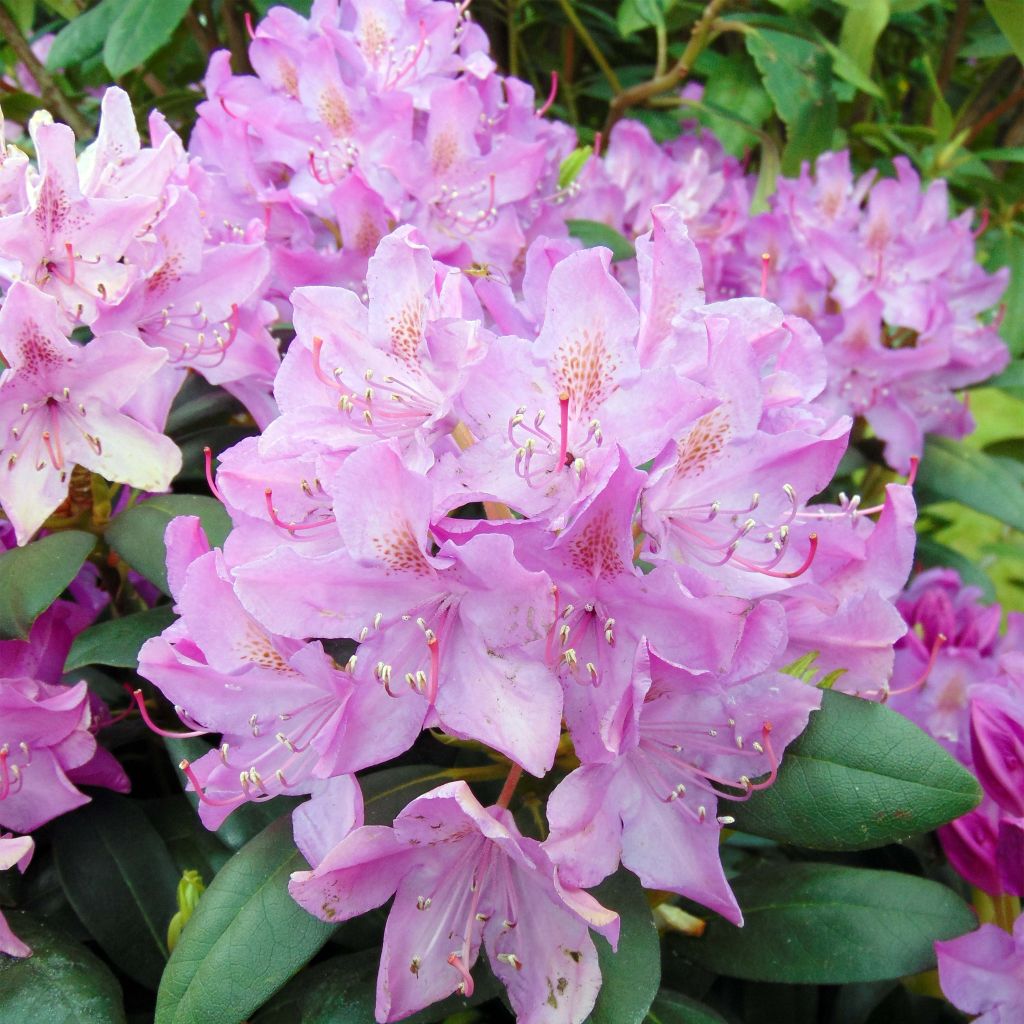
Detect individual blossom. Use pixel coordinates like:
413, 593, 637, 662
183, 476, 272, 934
137, 517, 423, 828
936, 916, 1024, 1024
290, 781, 620, 1024
0, 834, 34, 957
0, 283, 181, 544
544, 605, 820, 923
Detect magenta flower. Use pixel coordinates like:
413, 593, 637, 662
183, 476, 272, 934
0, 833, 34, 957
290, 781, 619, 1024
936, 917, 1024, 1024
0, 283, 181, 544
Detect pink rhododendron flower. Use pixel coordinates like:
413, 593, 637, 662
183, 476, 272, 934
0, 834, 34, 958
936, 917, 1024, 1024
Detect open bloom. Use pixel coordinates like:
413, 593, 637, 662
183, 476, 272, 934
0, 282, 181, 544
290, 781, 619, 1023
0, 834, 34, 957
936, 916, 1024, 1024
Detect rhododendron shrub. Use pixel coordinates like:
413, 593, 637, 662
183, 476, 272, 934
0, 1, 1021, 1021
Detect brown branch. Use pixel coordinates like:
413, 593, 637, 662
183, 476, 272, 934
0, 4, 91, 139
964, 80, 1024, 147
602, 0, 729, 139
222, 0, 253, 75
937, 0, 970, 92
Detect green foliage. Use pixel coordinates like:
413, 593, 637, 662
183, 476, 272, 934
675, 863, 976, 983
730, 689, 982, 849
65, 605, 177, 671
566, 218, 638, 260
102, 0, 195, 77
0, 530, 95, 639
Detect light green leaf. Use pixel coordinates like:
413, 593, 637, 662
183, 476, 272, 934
837, 0, 890, 75
566, 219, 637, 261
103, 0, 194, 78
0, 530, 95, 640
985, 0, 1024, 64
729, 689, 982, 850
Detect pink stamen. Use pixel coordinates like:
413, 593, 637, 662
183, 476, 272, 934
41, 430, 63, 471
556, 390, 570, 469
906, 454, 919, 489
244, 11, 255, 38
735, 533, 818, 580
308, 150, 332, 186
537, 71, 558, 117
447, 953, 475, 996
179, 759, 246, 807
973, 207, 989, 239
219, 96, 242, 119
131, 689, 209, 738
593, 131, 603, 157
744, 724, 778, 792
759, 252, 771, 298
311, 336, 344, 391
881, 632, 947, 703
425, 635, 440, 705
203, 446, 225, 503
390, 20, 427, 87
0, 748, 10, 801
263, 488, 336, 533
545, 585, 560, 664
64, 242, 76, 286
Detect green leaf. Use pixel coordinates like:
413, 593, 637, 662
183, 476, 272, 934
917, 435, 1024, 531
105, 494, 230, 594
984, 0, 1024, 64
566, 219, 637, 262
744, 29, 836, 174
676, 862, 975, 983
0, 911, 127, 1024
837, 0, 890, 76
64, 605, 177, 671
47, 0, 122, 69
617, 0, 671, 36
39, 0, 80, 19
915, 536, 996, 601
645, 990, 728, 1024
50, 792, 181, 991
154, 814, 336, 1024
103, 0, 194, 77
1, 0, 33, 33
0, 530, 95, 640
729, 689, 982, 850
988, 359, 1024, 396
586, 869, 660, 1024
253, 948, 502, 1024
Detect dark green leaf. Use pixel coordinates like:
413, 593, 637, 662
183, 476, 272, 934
917, 435, 1024, 531
0, 911, 127, 1024
586, 869, 660, 1024
988, 360, 1024, 396
154, 815, 336, 1024
645, 989, 728, 1023
0, 530, 95, 640
0, 90, 48, 124
39, 0, 80, 19
566, 219, 637, 261
729, 690, 981, 849
915, 536, 996, 601
142, 796, 233, 881
103, 0, 194, 77
47, 0, 121, 69
676, 863, 976, 983
618, 0, 670, 36
50, 792, 181, 990
105, 494, 230, 594
64, 605, 177, 671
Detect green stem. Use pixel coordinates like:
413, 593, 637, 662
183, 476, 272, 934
556, 0, 621, 96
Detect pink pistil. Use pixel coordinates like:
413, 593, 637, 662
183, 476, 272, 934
881, 632, 947, 703
203, 446, 225, 503
311, 336, 345, 391
131, 689, 209, 738
179, 759, 245, 807
447, 953, 475, 996
537, 71, 558, 117
556, 390, 570, 469
425, 634, 440, 704
264, 487, 336, 533
759, 252, 771, 298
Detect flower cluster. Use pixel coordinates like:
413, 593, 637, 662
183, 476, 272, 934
0, 87, 280, 543
189, 0, 576, 296
572, 119, 1009, 471
135, 203, 920, 1021
886, 569, 1024, 898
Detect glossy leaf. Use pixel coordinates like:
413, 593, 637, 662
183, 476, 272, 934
50, 792, 181, 991
676, 863, 976, 983
64, 605, 177, 671
105, 494, 230, 594
917, 435, 1024, 531
154, 815, 336, 1024
566, 219, 637, 262
729, 690, 981, 849
103, 0, 194, 77
0, 911, 127, 1024
47, 0, 125, 69
645, 990, 728, 1024
985, 0, 1024, 64
586, 869, 660, 1024
0, 530, 95, 640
